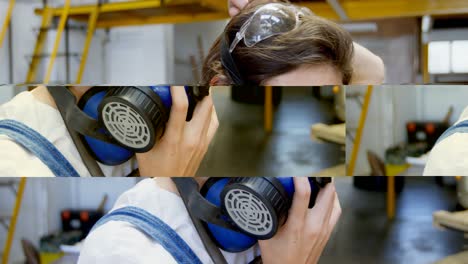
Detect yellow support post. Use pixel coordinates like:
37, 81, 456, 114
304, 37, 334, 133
25, 8, 53, 83
76, 5, 99, 83
347, 85, 373, 176
387, 176, 395, 219
0, 0, 15, 51
264, 86, 273, 132
1, 178, 26, 264
422, 43, 430, 84
44, 0, 71, 83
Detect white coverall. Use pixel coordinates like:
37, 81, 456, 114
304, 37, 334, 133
78, 178, 260, 264
424, 106, 468, 176
0, 91, 137, 177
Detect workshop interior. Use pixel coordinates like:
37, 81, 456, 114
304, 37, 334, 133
346, 85, 468, 177
1, 0, 468, 264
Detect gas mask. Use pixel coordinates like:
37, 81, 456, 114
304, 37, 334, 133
173, 177, 331, 262
48, 86, 208, 176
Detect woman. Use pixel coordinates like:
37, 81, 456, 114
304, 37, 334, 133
79, 1, 384, 263
78, 177, 340, 264
0, 85, 218, 177
204, 0, 384, 86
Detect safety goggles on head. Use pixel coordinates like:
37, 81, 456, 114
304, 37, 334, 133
229, 3, 313, 53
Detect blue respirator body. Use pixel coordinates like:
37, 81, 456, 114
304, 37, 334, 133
174, 177, 330, 253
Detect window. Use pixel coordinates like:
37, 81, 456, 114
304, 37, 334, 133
451, 41, 468, 73
429, 40, 468, 74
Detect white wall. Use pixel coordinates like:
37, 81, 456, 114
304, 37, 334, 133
105, 25, 174, 84
353, 34, 418, 84
0, 178, 137, 264
173, 20, 228, 83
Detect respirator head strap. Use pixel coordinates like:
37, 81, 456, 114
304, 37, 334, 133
172, 178, 229, 264
173, 178, 238, 230
47, 86, 105, 176
48, 86, 116, 143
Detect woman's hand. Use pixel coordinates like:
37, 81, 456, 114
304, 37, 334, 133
259, 177, 341, 264
228, 0, 249, 17
350, 42, 385, 84
136, 86, 219, 176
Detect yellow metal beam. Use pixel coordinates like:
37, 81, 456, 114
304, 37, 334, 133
76, 6, 99, 83
1, 178, 26, 264
264, 86, 273, 133
26, 8, 53, 83
0, 0, 15, 51
44, 0, 71, 83
36, 0, 162, 16
95, 11, 227, 28
304, 0, 468, 21
347, 85, 373, 176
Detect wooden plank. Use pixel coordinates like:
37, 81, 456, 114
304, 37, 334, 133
311, 123, 346, 145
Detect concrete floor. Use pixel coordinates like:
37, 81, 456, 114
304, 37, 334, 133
321, 176, 465, 264
197, 86, 344, 176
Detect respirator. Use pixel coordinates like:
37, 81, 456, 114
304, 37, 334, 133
173, 177, 331, 256
48, 86, 208, 176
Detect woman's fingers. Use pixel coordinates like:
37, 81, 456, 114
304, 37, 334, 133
207, 106, 219, 144
187, 93, 214, 139
229, 7, 241, 17
307, 183, 336, 228
288, 177, 312, 226
304, 186, 339, 264
228, 0, 249, 17
329, 192, 342, 229
165, 86, 189, 140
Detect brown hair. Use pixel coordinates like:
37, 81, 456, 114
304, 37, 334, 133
202, 0, 354, 85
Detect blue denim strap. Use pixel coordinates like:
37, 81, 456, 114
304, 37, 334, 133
435, 120, 468, 145
0, 119, 80, 177
92, 206, 203, 264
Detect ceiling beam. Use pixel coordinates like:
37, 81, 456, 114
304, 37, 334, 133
34, 0, 468, 26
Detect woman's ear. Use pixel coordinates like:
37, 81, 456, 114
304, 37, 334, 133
209, 74, 230, 86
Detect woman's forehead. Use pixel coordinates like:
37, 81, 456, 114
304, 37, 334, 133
263, 64, 343, 86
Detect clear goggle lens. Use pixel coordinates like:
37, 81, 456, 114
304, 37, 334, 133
229, 3, 313, 53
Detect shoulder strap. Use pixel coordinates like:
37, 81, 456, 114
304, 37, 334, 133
91, 206, 203, 264
0, 119, 80, 177
435, 120, 468, 145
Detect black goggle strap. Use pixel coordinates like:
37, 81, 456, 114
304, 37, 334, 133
172, 178, 234, 264
47, 86, 106, 177
220, 33, 245, 85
